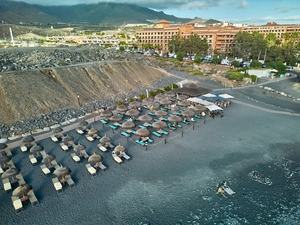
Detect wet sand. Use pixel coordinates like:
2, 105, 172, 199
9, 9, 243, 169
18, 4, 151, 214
1, 77, 300, 225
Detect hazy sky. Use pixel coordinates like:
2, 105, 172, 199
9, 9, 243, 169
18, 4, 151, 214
9, 0, 300, 25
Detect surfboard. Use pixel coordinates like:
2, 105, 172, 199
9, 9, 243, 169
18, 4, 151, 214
224, 186, 235, 195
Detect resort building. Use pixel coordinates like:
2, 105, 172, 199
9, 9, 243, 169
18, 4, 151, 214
136, 20, 300, 54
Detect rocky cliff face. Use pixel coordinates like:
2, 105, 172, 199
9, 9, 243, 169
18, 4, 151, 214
0, 61, 169, 125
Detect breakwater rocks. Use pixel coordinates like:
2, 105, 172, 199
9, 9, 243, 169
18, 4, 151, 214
0, 46, 157, 72
260, 86, 300, 101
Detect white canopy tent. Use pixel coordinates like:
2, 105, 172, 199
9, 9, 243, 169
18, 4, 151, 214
187, 97, 212, 106
205, 104, 223, 111
219, 94, 234, 99
202, 93, 217, 98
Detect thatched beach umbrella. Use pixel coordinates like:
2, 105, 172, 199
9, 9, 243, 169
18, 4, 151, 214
12, 184, 32, 199
2, 168, 20, 182
142, 97, 154, 103
136, 128, 151, 137
168, 115, 182, 122
182, 110, 195, 117
0, 143, 7, 150
191, 105, 207, 112
154, 94, 165, 100
159, 98, 171, 105
109, 114, 122, 122
114, 144, 126, 154
177, 95, 188, 101
178, 100, 191, 107
164, 91, 175, 97
0, 155, 10, 164
138, 114, 153, 122
22, 135, 35, 145
74, 142, 86, 153
42, 154, 55, 165
79, 120, 88, 127
30, 144, 44, 156
129, 101, 140, 108
54, 166, 71, 182
88, 152, 103, 164
52, 127, 63, 136
100, 135, 111, 144
100, 110, 113, 118
116, 105, 128, 112
88, 127, 99, 136
147, 102, 160, 110
170, 106, 179, 112
125, 109, 140, 117
152, 121, 168, 129
122, 121, 136, 129
62, 135, 74, 143
154, 110, 168, 117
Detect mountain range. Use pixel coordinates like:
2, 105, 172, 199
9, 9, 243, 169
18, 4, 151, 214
0, 0, 220, 26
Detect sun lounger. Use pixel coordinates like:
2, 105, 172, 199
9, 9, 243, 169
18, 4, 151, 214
97, 143, 107, 152
160, 107, 168, 111
40, 164, 51, 175
121, 131, 131, 137
194, 114, 201, 119
7, 160, 16, 169
138, 125, 146, 129
16, 174, 26, 185
117, 113, 124, 118
29, 154, 38, 164
85, 135, 94, 142
3, 178, 11, 191
71, 153, 81, 162
100, 119, 108, 124
147, 111, 155, 116
114, 122, 122, 127
152, 131, 162, 137
143, 122, 152, 127
112, 152, 122, 164
161, 117, 168, 121
4, 148, 12, 157
175, 112, 182, 116
129, 129, 136, 134
108, 124, 117, 130
98, 162, 107, 171
50, 135, 59, 142
50, 160, 59, 169
40, 150, 47, 158
159, 129, 169, 135
27, 190, 38, 205
182, 120, 190, 125
135, 139, 146, 146
153, 118, 159, 122
105, 142, 115, 149
76, 128, 84, 134
122, 152, 131, 160
12, 196, 23, 211
142, 105, 149, 109
60, 143, 69, 151
86, 163, 97, 176
52, 177, 62, 192
20, 144, 27, 152
92, 134, 101, 139
65, 175, 75, 187
80, 150, 89, 159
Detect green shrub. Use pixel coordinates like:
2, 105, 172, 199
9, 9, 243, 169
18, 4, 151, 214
176, 52, 184, 61
226, 71, 244, 81
194, 56, 201, 63
164, 86, 172, 91
231, 61, 240, 68
149, 90, 156, 97
117, 101, 123, 106
156, 89, 164, 93
139, 94, 146, 100
129, 98, 135, 102
250, 75, 257, 82
250, 60, 262, 68
119, 46, 125, 51
211, 57, 221, 64
172, 83, 178, 89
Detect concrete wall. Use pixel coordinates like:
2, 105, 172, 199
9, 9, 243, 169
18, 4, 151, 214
248, 69, 271, 78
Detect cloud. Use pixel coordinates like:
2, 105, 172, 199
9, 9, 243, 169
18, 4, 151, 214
222, 15, 300, 24
275, 6, 300, 13
237, 0, 249, 9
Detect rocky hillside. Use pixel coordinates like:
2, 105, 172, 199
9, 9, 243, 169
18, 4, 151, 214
0, 60, 169, 125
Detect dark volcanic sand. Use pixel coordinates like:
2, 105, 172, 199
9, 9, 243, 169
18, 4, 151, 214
1, 78, 300, 225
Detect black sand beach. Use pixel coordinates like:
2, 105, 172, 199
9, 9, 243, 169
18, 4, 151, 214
1, 73, 300, 225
